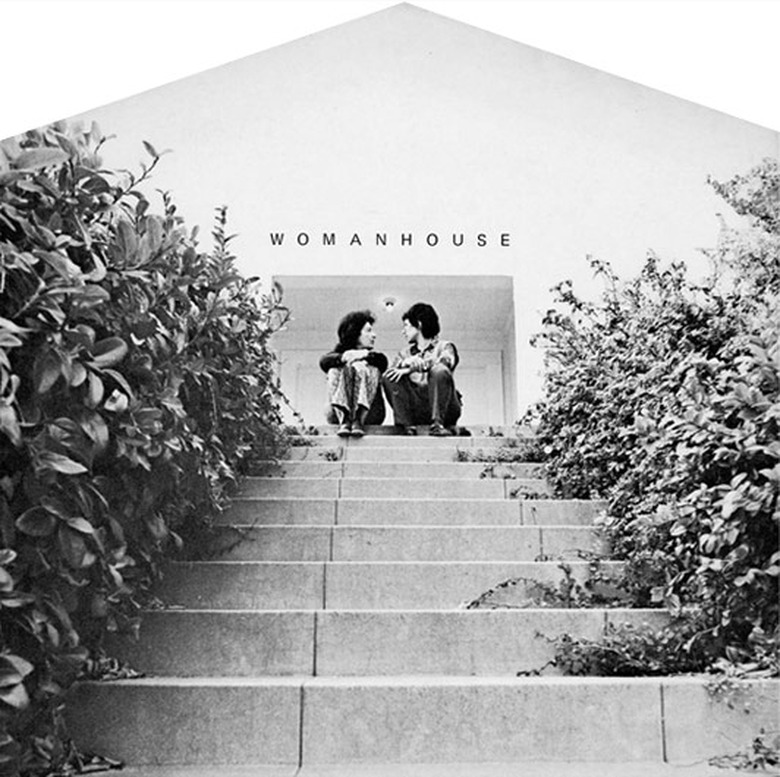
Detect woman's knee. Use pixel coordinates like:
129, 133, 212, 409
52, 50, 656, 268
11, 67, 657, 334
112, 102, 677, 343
429, 363, 453, 381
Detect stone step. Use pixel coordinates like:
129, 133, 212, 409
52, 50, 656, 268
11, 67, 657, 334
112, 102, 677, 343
251, 460, 544, 479
287, 433, 522, 448
309, 424, 534, 439
66, 676, 779, 767
112, 763, 755, 776
157, 561, 621, 610
285, 445, 537, 464
222, 498, 604, 529
239, 476, 550, 499
206, 525, 603, 562
108, 608, 667, 678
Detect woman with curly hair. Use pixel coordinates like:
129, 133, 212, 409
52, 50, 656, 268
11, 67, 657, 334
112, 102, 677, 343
319, 310, 388, 437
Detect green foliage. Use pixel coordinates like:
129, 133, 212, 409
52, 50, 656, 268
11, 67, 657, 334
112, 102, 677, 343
464, 560, 630, 610
454, 440, 546, 464
548, 619, 711, 677
0, 122, 289, 774
527, 158, 780, 672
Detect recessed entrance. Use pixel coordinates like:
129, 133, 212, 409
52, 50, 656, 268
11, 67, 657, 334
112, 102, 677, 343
272, 275, 517, 428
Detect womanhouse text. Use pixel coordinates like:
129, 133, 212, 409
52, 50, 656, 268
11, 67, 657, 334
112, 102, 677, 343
269, 232, 511, 247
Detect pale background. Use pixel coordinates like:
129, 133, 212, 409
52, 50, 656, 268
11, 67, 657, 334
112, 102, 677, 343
3, 1, 779, 423
4, 1, 780, 137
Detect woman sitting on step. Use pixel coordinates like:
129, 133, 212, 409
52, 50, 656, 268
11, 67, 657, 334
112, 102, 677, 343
319, 310, 388, 438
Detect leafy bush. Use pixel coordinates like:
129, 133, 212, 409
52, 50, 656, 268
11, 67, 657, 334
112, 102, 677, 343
527, 158, 779, 672
0, 122, 289, 774
548, 620, 711, 677
455, 439, 546, 464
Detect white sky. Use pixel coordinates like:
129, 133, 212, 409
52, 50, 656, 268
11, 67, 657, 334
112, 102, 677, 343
2, 0, 780, 139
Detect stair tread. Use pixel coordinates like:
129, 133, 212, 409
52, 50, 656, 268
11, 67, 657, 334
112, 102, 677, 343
117, 763, 749, 777
79, 428, 763, 771
81, 673, 745, 685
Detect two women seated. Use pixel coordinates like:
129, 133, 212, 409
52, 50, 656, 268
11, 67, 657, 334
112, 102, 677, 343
319, 303, 461, 438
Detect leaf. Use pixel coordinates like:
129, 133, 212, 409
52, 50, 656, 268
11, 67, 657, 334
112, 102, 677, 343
145, 215, 164, 252
0, 655, 33, 681
0, 567, 13, 593
78, 411, 109, 455
721, 491, 741, 519
39, 495, 72, 520
66, 517, 94, 535
0, 332, 23, 349
38, 452, 88, 475
87, 371, 104, 408
0, 550, 16, 566
115, 219, 138, 261
0, 171, 23, 185
14, 147, 69, 171
103, 369, 134, 397
0, 683, 29, 710
0, 317, 28, 335
58, 526, 88, 569
15, 507, 57, 537
727, 544, 750, 563
84, 255, 107, 282
103, 390, 128, 413
91, 337, 128, 368
37, 250, 81, 280
69, 362, 88, 387
71, 284, 110, 310
33, 348, 62, 394
0, 404, 21, 448
142, 140, 158, 159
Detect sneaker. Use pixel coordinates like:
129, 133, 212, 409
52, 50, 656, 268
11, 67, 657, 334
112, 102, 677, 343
430, 422, 452, 437
337, 423, 351, 438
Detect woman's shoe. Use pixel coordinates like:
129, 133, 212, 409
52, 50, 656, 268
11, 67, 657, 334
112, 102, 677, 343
337, 423, 352, 437
350, 422, 365, 438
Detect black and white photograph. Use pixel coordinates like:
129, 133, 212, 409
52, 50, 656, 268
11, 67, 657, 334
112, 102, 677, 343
1, 2, 778, 775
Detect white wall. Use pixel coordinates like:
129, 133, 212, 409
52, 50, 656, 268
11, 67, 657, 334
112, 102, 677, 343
63, 4, 778, 415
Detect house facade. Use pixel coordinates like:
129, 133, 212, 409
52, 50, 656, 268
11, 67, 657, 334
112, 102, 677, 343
69, 4, 779, 425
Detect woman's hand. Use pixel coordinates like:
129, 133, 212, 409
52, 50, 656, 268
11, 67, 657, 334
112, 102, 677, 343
384, 366, 411, 383
404, 356, 426, 372
342, 349, 370, 364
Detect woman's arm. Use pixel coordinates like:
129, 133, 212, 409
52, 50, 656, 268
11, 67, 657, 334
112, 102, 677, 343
319, 351, 344, 372
366, 351, 388, 372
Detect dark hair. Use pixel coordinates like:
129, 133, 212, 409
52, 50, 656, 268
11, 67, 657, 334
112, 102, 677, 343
402, 302, 440, 339
335, 309, 375, 351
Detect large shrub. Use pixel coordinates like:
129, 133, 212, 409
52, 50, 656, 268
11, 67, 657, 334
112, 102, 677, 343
0, 122, 289, 774
529, 159, 779, 669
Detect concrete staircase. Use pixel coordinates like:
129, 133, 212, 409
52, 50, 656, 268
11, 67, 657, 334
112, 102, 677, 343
67, 430, 778, 776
